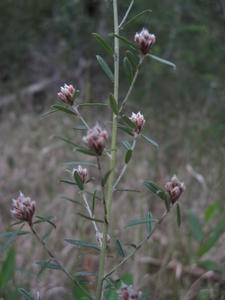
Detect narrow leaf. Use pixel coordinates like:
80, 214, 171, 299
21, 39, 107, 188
143, 180, 168, 202
119, 0, 134, 29
60, 179, 77, 186
18, 288, 34, 300
188, 212, 202, 242
122, 9, 152, 29
113, 34, 137, 50
125, 149, 132, 164
51, 104, 77, 116
147, 54, 176, 70
3, 224, 25, 252
0, 247, 15, 289
36, 260, 61, 270
122, 115, 137, 129
109, 94, 119, 115
91, 191, 97, 214
176, 203, 181, 227
61, 196, 83, 206
205, 203, 218, 222
74, 171, 84, 190
76, 147, 96, 156
126, 218, 157, 229
34, 216, 56, 229
74, 271, 97, 277
123, 57, 133, 83
78, 102, 108, 107
116, 240, 126, 257
77, 213, 104, 224
122, 140, 131, 150
103, 169, 113, 186
141, 134, 159, 148
117, 124, 134, 136
126, 50, 138, 67
55, 136, 79, 148
64, 239, 100, 251
96, 55, 114, 82
93, 33, 113, 55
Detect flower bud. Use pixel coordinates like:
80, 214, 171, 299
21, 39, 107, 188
72, 165, 88, 184
119, 284, 142, 300
57, 83, 75, 106
165, 175, 185, 204
11, 192, 36, 225
82, 124, 108, 156
96, 232, 111, 246
129, 112, 145, 133
135, 28, 156, 55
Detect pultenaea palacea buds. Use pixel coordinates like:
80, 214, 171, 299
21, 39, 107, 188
129, 112, 145, 133
58, 83, 75, 106
11, 192, 35, 225
119, 284, 142, 300
165, 175, 185, 204
72, 165, 88, 184
82, 124, 108, 156
96, 232, 111, 246
135, 28, 156, 55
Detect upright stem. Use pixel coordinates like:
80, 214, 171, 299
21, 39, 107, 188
96, 0, 119, 299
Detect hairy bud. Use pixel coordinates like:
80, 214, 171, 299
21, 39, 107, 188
82, 124, 108, 156
129, 112, 145, 133
11, 192, 35, 225
72, 165, 88, 184
119, 284, 142, 300
135, 28, 156, 55
96, 232, 111, 246
165, 175, 185, 204
58, 83, 75, 106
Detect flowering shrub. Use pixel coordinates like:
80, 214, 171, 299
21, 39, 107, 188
3, 1, 185, 299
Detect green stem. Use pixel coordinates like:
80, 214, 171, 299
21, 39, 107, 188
96, 0, 119, 299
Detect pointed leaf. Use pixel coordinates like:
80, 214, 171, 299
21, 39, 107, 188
122, 115, 137, 129
123, 57, 133, 83
103, 169, 113, 186
91, 191, 97, 214
109, 94, 119, 115
78, 102, 108, 107
0, 247, 15, 289
113, 34, 137, 50
3, 224, 25, 252
60, 179, 77, 186
96, 55, 114, 82
34, 216, 56, 229
126, 50, 138, 67
61, 196, 83, 206
18, 288, 34, 300
122, 9, 152, 29
147, 54, 176, 70
74, 271, 97, 277
117, 124, 134, 136
64, 239, 100, 251
76, 147, 96, 156
205, 203, 218, 222
146, 212, 152, 235
188, 212, 202, 242
125, 149, 132, 164
93, 33, 113, 55
51, 104, 77, 116
74, 171, 84, 190
55, 136, 79, 148
116, 240, 126, 257
36, 260, 61, 270
141, 134, 159, 148
78, 213, 104, 223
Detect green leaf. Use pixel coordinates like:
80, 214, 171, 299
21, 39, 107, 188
42, 227, 54, 241
115, 188, 140, 193
64, 239, 100, 251
109, 94, 119, 115
143, 180, 169, 209
125, 149, 132, 164
121, 9, 152, 29
76, 147, 96, 156
123, 57, 133, 83
117, 124, 134, 136
55, 135, 79, 148
122, 115, 137, 129
74, 271, 97, 277
126, 218, 156, 229
51, 104, 77, 116
61, 196, 83, 206
146, 212, 152, 235
78, 213, 104, 224
93, 33, 113, 55
198, 222, 225, 256
3, 224, 25, 252
188, 212, 202, 242
147, 54, 176, 70
113, 34, 137, 51
125, 50, 138, 67
116, 240, 126, 257
103, 169, 113, 186
74, 171, 84, 190
0, 247, 15, 289
141, 134, 159, 148
176, 203, 181, 227
18, 288, 34, 300
78, 102, 108, 107
72, 125, 87, 131
36, 260, 61, 270
119, 0, 134, 29
96, 55, 114, 82
198, 260, 224, 273
204, 203, 218, 222
122, 140, 131, 150
34, 216, 56, 229
60, 179, 77, 186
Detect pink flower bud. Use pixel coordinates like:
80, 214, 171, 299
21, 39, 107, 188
72, 165, 88, 184
96, 232, 111, 246
135, 28, 156, 55
82, 124, 108, 156
119, 284, 142, 300
57, 83, 75, 105
165, 175, 185, 204
129, 112, 145, 133
11, 192, 36, 225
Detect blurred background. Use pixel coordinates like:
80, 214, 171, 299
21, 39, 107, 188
0, 0, 225, 299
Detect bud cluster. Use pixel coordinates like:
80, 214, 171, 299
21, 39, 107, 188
165, 175, 185, 204
119, 284, 142, 300
58, 83, 75, 106
96, 232, 111, 246
72, 165, 88, 184
129, 112, 145, 133
82, 124, 108, 156
135, 28, 156, 55
11, 192, 35, 225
